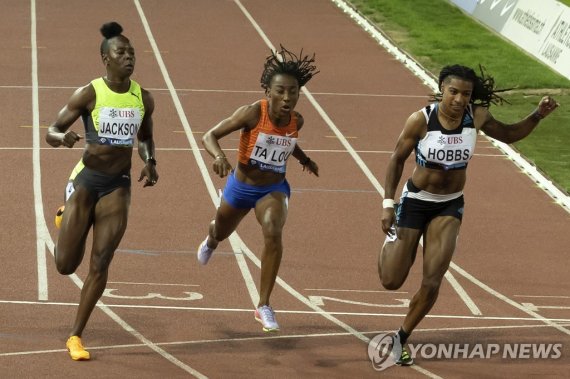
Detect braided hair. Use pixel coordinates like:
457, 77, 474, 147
99, 22, 127, 55
260, 45, 319, 92
431, 64, 509, 107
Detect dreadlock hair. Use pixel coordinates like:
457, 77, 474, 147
430, 64, 510, 107
260, 45, 319, 92
99, 22, 126, 55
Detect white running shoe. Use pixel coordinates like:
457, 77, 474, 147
197, 237, 215, 265
254, 305, 280, 332
383, 225, 398, 246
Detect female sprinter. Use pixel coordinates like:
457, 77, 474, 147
197, 46, 319, 332
379, 64, 558, 365
46, 22, 158, 360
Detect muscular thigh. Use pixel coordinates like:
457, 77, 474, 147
91, 187, 131, 253
214, 200, 251, 238
423, 216, 461, 279
254, 192, 288, 232
57, 186, 96, 250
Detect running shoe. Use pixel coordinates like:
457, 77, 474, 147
55, 205, 65, 229
396, 346, 414, 366
66, 335, 90, 361
383, 203, 400, 244
197, 237, 214, 265
254, 305, 280, 332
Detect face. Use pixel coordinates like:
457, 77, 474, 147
440, 76, 473, 113
266, 74, 300, 117
103, 36, 136, 77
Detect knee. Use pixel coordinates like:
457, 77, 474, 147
56, 261, 77, 276
261, 221, 283, 246
380, 277, 404, 291
55, 248, 78, 275
378, 258, 406, 290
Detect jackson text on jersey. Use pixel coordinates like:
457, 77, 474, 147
83, 77, 145, 147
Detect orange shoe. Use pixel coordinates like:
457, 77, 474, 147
66, 336, 90, 361
55, 206, 65, 229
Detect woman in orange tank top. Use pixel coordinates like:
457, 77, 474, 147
198, 46, 319, 332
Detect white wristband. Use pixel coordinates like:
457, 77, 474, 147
383, 199, 395, 208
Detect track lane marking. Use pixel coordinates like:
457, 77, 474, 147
29, 1, 208, 376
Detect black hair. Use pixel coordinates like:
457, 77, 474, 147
260, 45, 319, 91
431, 64, 510, 107
99, 22, 124, 55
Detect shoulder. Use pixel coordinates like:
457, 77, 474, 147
140, 87, 155, 112
68, 83, 96, 109
400, 109, 427, 139
234, 100, 262, 130
407, 109, 428, 127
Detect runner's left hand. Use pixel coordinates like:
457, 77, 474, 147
139, 163, 159, 187
536, 96, 559, 118
303, 160, 319, 177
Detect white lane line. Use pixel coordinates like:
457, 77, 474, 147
450, 263, 570, 336
0, 84, 427, 98
326, 0, 570, 324
107, 281, 200, 287
233, 2, 442, 378
514, 295, 570, 299
304, 288, 409, 293
30, 0, 207, 376
444, 271, 482, 316
131, 0, 261, 312
3, 299, 570, 322
4, 321, 568, 359
43, 238, 204, 375
0, 146, 509, 157
522, 303, 570, 311
235, 0, 479, 333
30, 0, 49, 302
332, 0, 570, 329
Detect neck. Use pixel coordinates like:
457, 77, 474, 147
104, 75, 129, 84
438, 103, 462, 121
267, 106, 290, 127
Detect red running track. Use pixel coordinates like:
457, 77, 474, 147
0, 0, 569, 378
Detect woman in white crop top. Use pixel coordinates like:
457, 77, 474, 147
377, 64, 558, 366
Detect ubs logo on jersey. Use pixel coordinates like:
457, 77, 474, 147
118, 110, 136, 118
103, 108, 138, 119
266, 135, 291, 147
438, 136, 463, 145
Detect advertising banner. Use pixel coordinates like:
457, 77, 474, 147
450, 0, 478, 14
451, 0, 570, 79
472, 0, 518, 32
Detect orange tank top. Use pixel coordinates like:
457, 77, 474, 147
238, 99, 298, 173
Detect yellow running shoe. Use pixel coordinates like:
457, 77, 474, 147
66, 336, 90, 361
55, 206, 65, 229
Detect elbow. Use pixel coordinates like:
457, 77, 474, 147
495, 134, 517, 144
45, 134, 58, 147
201, 132, 211, 146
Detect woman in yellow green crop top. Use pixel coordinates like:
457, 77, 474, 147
45, 22, 158, 361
